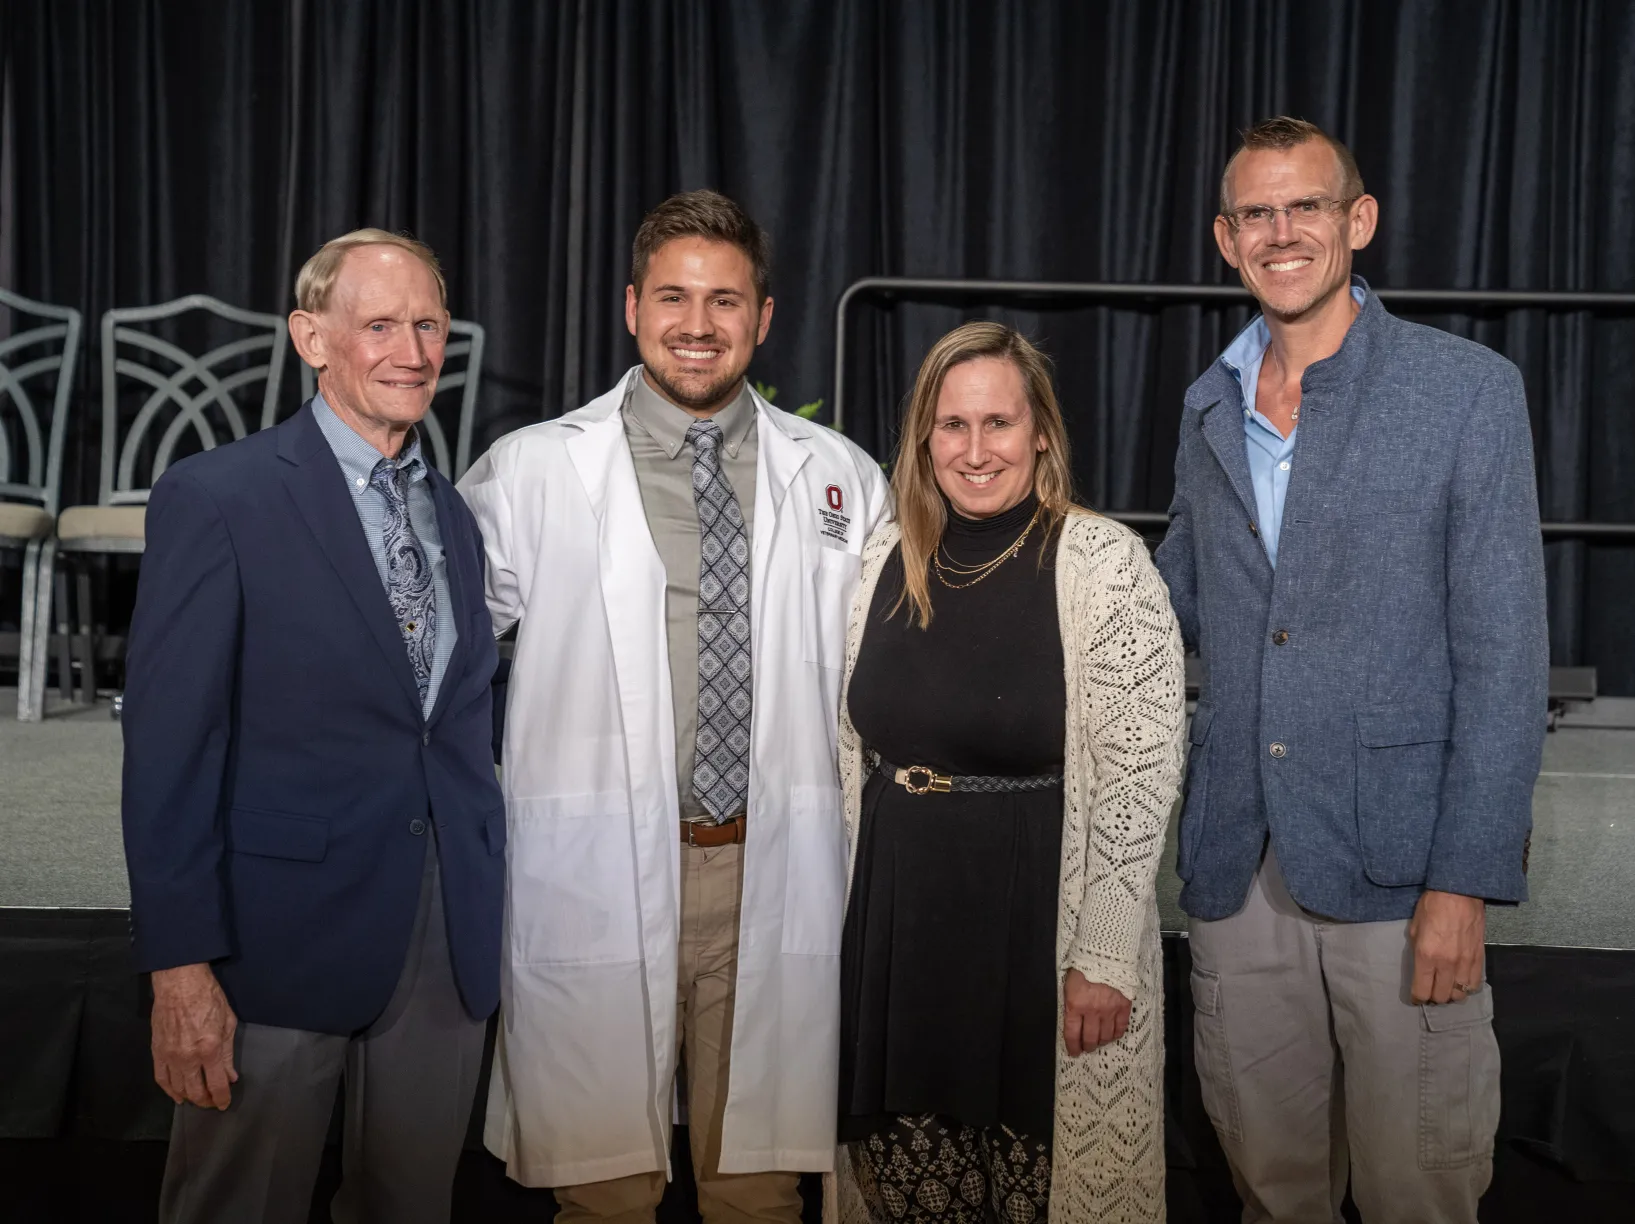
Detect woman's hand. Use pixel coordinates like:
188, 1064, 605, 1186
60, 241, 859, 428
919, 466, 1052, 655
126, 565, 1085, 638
1062, 969, 1131, 1056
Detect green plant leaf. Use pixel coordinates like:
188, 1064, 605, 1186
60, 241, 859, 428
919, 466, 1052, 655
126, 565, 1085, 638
794, 398, 824, 419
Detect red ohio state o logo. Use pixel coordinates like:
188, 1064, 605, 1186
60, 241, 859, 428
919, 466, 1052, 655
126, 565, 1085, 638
825, 485, 844, 512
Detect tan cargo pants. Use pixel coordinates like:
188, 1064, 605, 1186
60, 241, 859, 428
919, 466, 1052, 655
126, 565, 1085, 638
1188, 845, 1500, 1224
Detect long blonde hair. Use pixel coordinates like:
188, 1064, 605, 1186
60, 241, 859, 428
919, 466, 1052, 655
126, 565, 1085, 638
890, 321, 1081, 628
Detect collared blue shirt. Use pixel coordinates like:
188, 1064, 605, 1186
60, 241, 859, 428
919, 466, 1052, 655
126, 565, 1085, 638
1220, 283, 1367, 567
312, 394, 456, 717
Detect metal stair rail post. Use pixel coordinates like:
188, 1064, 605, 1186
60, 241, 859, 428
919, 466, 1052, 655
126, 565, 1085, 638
830, 277, 1635, 544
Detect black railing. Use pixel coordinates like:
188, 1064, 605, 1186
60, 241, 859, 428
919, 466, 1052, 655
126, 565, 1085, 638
831, 277, 1635, 543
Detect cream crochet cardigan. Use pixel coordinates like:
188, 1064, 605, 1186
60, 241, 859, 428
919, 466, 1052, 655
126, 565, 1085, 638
827, 511, 1186, 1223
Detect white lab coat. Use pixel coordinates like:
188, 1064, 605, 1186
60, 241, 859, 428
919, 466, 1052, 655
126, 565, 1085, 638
457, 369, 890, 1188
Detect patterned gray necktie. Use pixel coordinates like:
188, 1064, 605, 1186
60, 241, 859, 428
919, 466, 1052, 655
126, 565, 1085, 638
687, 419, 753, 820
370, 457, 437, 706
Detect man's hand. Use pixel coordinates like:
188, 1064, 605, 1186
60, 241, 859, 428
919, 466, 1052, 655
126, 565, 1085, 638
1409, 890, 1486, 1005
150, 963, 238, 1109
1063, 969, 1132, 1056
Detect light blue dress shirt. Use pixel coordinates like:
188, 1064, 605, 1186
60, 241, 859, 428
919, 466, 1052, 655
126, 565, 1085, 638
312, 394, 456, 717
1220, 284, 1366, 567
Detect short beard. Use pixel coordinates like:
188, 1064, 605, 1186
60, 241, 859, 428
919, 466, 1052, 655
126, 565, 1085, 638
1260, 272, 1347, 324
642, 361, 745, 414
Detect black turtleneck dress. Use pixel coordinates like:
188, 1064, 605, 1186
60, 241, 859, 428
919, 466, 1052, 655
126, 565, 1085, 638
839, 494, 1066, 1141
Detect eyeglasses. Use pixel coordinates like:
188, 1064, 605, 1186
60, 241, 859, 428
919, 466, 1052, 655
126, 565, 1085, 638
1223, 195, 1360, 232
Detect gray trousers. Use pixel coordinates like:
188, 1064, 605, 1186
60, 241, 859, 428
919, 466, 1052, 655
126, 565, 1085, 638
1188, 846, 1499, 1224
159, 839, 486, 1224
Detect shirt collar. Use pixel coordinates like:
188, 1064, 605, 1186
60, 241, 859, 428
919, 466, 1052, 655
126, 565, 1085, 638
1219, 280, 1369, 383
625, 372, 757, 461
312, 393, 428, 489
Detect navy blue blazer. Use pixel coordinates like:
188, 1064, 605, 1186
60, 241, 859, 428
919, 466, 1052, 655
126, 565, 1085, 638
121, 402, 506, 1034
1155, 281, 1549, 923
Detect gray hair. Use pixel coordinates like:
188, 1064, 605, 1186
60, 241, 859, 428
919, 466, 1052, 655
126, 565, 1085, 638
294, 229, 447, 313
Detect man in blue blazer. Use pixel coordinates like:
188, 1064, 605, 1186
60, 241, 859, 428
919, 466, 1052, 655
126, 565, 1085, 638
121, 230, 505, 1224
1156, 119, 1548, 1222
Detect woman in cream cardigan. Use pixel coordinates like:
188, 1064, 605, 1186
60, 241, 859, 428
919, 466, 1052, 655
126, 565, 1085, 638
832, 322, 1185, 1222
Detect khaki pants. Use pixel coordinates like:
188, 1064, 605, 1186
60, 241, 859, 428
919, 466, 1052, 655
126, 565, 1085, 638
554, 841, 803, 1224
1188, 846, 1499, 1224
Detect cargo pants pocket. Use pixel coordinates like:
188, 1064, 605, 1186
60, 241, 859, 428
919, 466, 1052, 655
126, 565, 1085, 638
1418, 986, 1500, 1169
1190, 967, 1244, 1143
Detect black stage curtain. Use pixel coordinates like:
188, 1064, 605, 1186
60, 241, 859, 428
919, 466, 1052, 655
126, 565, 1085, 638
3, 913, 1632, 1222
3, 0, 1634, 690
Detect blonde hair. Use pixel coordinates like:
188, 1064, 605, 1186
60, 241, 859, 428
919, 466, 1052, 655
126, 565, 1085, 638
890, 322, 1082, 628
294, 229, 447, 313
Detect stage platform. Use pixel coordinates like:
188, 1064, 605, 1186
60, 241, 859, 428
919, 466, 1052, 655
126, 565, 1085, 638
7, 691, 1634, 949
3, 690, 1634, 1222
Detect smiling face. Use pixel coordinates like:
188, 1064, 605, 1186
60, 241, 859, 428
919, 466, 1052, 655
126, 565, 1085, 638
289, 245, 448, 444
624, 236, 773, 416
1215, 139, 1378, 321
928, 357, 1047, 519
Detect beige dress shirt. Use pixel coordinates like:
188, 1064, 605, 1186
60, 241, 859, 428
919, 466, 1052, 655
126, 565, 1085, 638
624, 373, 758, 823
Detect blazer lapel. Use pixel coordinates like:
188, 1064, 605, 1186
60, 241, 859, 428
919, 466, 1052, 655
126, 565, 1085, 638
565, 376, 669, 736
750, 399, 812, 569
1198, 391, 1261, 530
424, 471, 473, 729
277, 405, 425, 720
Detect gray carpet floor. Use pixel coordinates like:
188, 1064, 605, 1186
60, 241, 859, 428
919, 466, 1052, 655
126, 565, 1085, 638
1, 690, 128, 907
3, 689, 1632, 948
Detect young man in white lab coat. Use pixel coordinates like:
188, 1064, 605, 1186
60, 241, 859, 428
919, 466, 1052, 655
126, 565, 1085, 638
458, 190, 890, 1221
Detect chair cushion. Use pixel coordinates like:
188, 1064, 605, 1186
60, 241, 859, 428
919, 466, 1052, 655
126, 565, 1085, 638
0, 502, 54, 543
57, 504, 147, 544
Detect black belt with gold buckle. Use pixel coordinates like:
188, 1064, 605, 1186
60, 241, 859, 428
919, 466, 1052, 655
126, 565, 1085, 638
867, 750, 1062, 795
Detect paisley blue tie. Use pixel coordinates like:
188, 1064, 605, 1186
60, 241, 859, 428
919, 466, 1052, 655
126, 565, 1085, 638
370, 457, 437, 706
687, 419, 752, 820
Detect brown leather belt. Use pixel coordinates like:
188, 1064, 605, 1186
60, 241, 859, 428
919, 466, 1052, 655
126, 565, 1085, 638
680, 815, 746, 847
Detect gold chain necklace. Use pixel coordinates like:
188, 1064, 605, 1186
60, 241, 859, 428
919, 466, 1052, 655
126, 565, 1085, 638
933, 504, 1041, 589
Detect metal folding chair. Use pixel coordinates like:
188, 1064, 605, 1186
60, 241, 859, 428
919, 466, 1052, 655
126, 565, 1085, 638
289, 318, 486, 479
48, 295, 287, 706
0, 289, 83, 720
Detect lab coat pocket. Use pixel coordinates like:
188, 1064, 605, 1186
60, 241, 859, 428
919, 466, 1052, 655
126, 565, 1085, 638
506, 792, 642, 966
782, 783, 847, 955
805, 548, 862, 670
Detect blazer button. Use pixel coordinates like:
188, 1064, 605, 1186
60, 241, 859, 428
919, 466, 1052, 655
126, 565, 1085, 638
422, 731, 430, 746
409, 818, 427, 836
1268, 742, 1287, 758
1272, 629, 1289, 646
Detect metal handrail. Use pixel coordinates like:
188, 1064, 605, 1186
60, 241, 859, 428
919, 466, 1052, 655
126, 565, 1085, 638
1101, 511, 1635, 543
832, 276, 1635, 543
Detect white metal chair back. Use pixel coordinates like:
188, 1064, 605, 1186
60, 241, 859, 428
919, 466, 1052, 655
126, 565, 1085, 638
295, 319, 486, 479
0, 288, 82, 518
99, 295, 288, 506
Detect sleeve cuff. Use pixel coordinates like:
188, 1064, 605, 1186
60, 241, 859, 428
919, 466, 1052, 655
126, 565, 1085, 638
1063, 947, 1141, 1004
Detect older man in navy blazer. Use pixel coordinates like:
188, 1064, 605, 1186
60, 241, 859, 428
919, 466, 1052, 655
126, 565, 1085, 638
1156, 118, 1548, 1223
121, 230, 505, 1224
